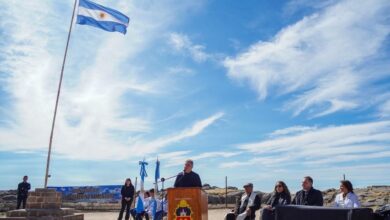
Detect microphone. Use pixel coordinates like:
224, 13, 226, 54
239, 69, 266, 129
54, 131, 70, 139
156, 170, 185, 184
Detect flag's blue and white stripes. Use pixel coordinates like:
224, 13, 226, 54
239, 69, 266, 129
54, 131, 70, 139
77, 0, 130, 34
136, 160, 148, 214
155, 159, 160, 185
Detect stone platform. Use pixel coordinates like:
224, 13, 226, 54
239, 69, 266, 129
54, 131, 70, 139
2, 189, 83, 220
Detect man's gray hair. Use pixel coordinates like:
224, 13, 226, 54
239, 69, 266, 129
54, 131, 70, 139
185, 159, 194, 167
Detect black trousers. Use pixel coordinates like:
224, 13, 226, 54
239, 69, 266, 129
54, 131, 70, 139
225, 212, 254, 220
135, 211, 149, 220
225, 213, 236, 220
261, 208, 275, 220
118, 199, 133, 220
16, 196, 27, 209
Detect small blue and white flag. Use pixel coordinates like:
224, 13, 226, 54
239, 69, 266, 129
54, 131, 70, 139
136, 159, 148, 214
77, 0, 130, 34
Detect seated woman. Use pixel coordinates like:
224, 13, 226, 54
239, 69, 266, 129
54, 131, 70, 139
334, 180, 360, 208
261, 181, 291, 220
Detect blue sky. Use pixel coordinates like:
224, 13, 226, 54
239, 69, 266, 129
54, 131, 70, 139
0, 0, 389, 192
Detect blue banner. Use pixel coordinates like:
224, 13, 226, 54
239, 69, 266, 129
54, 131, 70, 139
49, 185, 122, 203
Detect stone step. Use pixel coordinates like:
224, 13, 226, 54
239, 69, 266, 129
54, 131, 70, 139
0, 215, 83, 220
0, 218, 26, 220
62, 214, 84, 220
3, 188, 83, 220
26, 208, 75, 217
6, 209, 27, 217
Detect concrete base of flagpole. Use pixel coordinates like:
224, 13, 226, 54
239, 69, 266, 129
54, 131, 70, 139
3, 188, 83, 220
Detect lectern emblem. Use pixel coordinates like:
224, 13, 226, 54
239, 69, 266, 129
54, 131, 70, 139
174, 199, 193, 220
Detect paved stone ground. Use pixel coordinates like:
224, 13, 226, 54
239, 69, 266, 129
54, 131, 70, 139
82, 209, 230, 220
0, 209, 230, 219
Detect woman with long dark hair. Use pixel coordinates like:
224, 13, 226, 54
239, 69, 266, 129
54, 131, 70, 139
118, 178, 135, 220
334, 180, 360, 208
261, 181, 291, 220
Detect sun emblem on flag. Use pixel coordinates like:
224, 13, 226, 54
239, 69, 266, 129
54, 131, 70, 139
99, 12, 106, 19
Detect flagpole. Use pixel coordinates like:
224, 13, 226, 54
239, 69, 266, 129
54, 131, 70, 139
44, 0, 78, 188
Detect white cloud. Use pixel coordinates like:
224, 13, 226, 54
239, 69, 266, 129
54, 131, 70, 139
283, 0, 338, 16
222, 120, 390, 168
167, 66, 195, 76
269, 125, 317, 137
130, 112, 224, 155
0, 1, 209, 160
160, 150, 240, 168
379, 100, 390, 118
168, 32, 211, 63
224, 0, 390, 117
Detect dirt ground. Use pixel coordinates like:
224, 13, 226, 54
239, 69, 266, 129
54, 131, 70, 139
82, 209, 230, 219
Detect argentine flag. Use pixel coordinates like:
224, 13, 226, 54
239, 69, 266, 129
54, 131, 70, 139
77, 0, 130, 34
136, 160, 148, 214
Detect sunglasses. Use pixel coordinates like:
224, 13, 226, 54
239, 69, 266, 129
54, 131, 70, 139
276, 185, 283, 188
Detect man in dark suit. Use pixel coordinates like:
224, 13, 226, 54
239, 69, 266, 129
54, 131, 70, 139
17, 175, 31, 209
292, 176, 323, 206
174, 159, 202, 188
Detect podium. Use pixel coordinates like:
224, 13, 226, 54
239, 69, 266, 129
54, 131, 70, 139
167, 187, 208, 220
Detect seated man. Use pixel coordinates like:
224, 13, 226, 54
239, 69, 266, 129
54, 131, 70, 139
225, 183, 261, 220
292, 176, 323, 206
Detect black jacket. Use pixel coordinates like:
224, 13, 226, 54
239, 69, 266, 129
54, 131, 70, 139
292, 187, 323, 206
121, 185, 135, 199
266, 192, 291, 207
17, 182, 31, 198
234, 192, 261, 220
174, 171, 202, 188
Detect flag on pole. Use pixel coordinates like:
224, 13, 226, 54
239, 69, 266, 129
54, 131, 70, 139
155, 158, 160, 188
153, 157, 160, 218
135, 195, 144, 214
77, 0, 130, 34
136, 159, 148, 214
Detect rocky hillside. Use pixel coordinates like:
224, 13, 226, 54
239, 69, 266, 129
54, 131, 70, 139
1, 186, 389, 212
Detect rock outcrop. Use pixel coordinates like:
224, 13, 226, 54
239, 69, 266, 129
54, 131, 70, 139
205, 185, 390, 210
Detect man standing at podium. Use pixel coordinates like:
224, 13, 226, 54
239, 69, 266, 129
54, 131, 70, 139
174, 159, 202, 188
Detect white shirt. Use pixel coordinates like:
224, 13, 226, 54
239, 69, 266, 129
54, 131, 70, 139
240, 192, 257, 209
146, 197, 168, 219
143, 197, 151, 211
158, 198, 168, 213
334, 192, 360, 208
